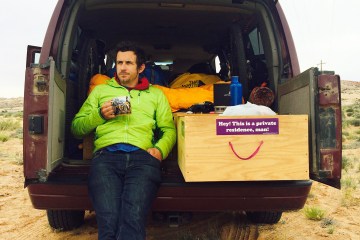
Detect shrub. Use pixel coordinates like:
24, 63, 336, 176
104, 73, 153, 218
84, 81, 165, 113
350, 119, 360, 127
303, 206, 325, 221
342, 156, 353, 172
11, 128, 23, 139
343, 141, 360, 149
0, 132, 10, 142
327, 226, 335, 234
321, 217, 334, 228
11, 111, 23, 118
0, 119, 20, 131
341, 177, 357, 190
346, 108, 354, 117
321, 217, 335, 234
342, 131, 350, 137
341, 188, 359, 207
15, 151, 23, 165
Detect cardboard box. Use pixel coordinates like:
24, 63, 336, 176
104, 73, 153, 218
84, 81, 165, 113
177, 114, 309, 182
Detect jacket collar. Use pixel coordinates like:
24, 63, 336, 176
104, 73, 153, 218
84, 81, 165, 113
133, 77, 149, 90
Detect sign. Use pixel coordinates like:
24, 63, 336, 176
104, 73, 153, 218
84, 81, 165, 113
216, 118, 279, 135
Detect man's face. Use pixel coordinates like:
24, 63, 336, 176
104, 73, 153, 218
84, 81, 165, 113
115, 51, 145, 87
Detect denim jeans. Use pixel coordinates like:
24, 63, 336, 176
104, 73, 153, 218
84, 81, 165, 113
88, 149, 162, 240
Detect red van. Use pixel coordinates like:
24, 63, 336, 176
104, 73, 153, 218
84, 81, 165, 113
24, 0, 342, 230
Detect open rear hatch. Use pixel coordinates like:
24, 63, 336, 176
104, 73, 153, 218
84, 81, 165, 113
278, 68, 342, 188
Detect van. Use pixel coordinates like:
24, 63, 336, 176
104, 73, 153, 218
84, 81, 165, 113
24, 0, 342, 230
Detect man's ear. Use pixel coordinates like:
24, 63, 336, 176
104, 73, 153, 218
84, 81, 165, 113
138, 64, 145, 74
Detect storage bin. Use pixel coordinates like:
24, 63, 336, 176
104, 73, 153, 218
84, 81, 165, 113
177, 114, 309, 182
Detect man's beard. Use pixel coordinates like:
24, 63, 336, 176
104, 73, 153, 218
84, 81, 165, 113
116, 71, 140, 87
117, 72, 131, 84
119, 76, 130, 84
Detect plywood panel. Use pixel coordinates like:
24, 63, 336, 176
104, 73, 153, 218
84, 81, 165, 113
177, 115, 309, 182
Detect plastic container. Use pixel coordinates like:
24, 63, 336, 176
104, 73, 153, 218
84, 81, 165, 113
230, 76, 243, 105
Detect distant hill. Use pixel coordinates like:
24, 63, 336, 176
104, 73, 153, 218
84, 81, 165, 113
0, 97, 23, 109
341, 80, 360, 106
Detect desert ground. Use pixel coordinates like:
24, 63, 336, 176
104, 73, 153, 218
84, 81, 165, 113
0, 80, 359, 240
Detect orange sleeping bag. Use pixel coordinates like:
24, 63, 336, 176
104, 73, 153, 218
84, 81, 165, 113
153, 84, 214, 112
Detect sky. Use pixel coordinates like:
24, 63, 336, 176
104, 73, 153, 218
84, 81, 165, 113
279, 0, 360, 80
0, 0, 359, 98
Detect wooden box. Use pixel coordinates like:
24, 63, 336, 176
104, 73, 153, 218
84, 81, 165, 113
177, 114, 309, 182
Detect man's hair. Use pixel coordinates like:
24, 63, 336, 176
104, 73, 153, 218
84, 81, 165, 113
115, 41, 146, 68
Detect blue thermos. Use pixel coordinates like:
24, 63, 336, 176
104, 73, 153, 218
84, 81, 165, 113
230, 76, 243, 105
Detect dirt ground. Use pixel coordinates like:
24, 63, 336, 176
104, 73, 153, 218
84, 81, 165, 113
0, 81, 359, 240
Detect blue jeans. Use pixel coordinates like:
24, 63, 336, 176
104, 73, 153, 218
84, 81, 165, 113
88, 149, 162, 240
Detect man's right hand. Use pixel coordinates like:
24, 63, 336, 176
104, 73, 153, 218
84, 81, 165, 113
101, 100, 117, 120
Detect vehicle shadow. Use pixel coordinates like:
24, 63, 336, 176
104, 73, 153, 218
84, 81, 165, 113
80, 211, 259, 240
146, 211, 258, 240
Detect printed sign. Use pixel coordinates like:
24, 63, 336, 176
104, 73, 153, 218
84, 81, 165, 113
216, 118, 279, 135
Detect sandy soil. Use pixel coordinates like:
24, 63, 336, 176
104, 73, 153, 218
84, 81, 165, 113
0, 81, 359, 240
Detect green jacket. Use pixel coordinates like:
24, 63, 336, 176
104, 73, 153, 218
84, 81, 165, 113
71, 78, 176, 159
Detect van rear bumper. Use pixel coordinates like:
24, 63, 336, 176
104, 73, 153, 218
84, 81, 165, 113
27, 180, 312, 211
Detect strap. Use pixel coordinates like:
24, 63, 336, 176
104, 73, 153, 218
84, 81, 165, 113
228, 140, 264, 160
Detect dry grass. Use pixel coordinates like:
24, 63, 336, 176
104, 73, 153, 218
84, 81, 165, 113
0, 109, 23, 164
340, 96, 360, 208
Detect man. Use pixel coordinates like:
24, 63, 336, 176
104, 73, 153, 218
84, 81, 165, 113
71, 41, 176, 240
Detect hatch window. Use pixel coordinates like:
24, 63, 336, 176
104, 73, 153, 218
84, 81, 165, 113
248, 27, 264, 56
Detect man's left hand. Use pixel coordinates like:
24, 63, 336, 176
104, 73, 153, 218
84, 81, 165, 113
147, 148, 162, 161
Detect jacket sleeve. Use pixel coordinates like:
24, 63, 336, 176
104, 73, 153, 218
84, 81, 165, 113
71, 89, 106, 139
153, 89, 177, 159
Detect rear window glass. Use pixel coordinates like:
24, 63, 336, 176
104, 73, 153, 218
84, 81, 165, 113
248, 27, 264, 56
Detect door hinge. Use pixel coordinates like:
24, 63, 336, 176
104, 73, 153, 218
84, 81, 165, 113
34, 74, 48, 93
318, 170, 332, 178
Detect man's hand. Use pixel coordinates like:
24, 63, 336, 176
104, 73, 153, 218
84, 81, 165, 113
147, 148, 162, 161
101, 100, 117, 120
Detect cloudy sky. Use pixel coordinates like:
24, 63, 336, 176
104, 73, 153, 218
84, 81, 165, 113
0, 0, 359, 98
280, 0, 360, 80
0, 0, 58, 98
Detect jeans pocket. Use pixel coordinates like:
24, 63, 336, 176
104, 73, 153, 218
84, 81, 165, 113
92, 149, 104, 161
140, 150, 161, 168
